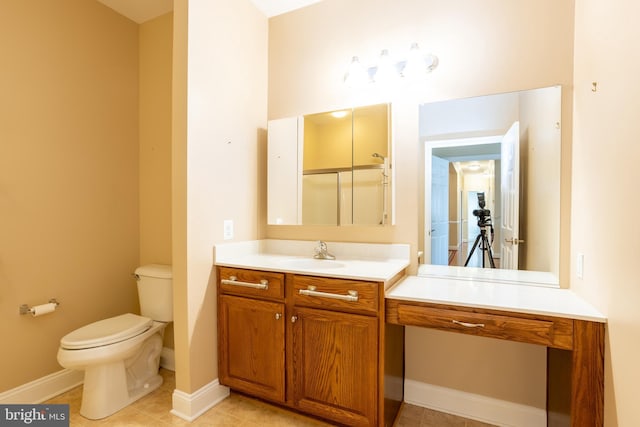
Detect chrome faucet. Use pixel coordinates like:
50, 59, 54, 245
313, 241, 335, 260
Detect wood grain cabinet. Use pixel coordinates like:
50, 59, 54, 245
217, 266, 404, 427
291, 275, 380, 426
218, 268, 286, 402
386, 298, 605, 427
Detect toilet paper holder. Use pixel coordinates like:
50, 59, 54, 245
20, 298, 60, 315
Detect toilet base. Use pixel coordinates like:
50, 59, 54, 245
79, 329, 165, 419
81, 367, 163, 419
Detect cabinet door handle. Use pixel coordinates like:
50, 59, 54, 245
298, 285, 359, 302
221, 276, 269, 290
452, 319, 485, 328
275, 313, 281, 320
291, 315, 298, 323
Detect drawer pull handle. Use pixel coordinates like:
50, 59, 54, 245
452, 319, 485, 328
275, 313, 282, 320
298, 285, 359, 302
221, 276, 269, 290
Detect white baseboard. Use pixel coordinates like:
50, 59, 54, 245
171, 379, 229, 422
0, 369, 83, 404
404, 379, 546, 427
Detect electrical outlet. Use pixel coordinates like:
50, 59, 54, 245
223, 220, 234, 240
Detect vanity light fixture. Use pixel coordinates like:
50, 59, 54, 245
343, 43, 438, 87
373, 49, 399, 85
403, 43, 438, 82
343, 56, 369, 89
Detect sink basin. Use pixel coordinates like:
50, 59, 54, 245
278, 258, 345, 270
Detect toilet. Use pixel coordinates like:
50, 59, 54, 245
57, 264, 172, 420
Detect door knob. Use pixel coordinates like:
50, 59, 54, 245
291, 315, 298, 323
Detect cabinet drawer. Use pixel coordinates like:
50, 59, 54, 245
395, 304, 573, 349
219, 267, 284, 300
293, 275, 378, 315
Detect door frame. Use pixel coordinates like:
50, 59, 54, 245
422, 135, 503, 264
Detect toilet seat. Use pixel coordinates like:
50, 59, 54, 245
61, 313, 153, 350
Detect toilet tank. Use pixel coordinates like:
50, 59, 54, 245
135, 264, 173, 322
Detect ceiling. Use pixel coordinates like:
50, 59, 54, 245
96, 0, 323, 23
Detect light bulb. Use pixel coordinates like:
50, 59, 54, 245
402, 43, 425, 82
373, 49, 398, 85
344, 56, 369, 88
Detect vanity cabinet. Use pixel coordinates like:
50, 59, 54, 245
291, 275, 379, 426
217, 267, 286, 402
385, 276, 606, 427
217, 266, 404, 427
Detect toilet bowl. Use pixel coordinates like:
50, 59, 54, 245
57, 264, 173, 420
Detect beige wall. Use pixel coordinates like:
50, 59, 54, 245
140, 13, 173, 266
139, 12, 174, 348
267, 0, 574, 410
0, 1, 139, 391
172, 0, 268, 393
572, 1, 640, 425
519, 87, 561, 275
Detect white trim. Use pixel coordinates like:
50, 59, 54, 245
404, 379, 546, 427
170, 379, 229, 422
0, 369, 83, 404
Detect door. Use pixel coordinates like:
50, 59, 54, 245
218, 294, 285, 402
430, 156, 449, 265
292, 306, 378, 426
500, 122, 520, 269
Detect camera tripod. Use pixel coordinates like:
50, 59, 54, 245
464, 223, 496, 268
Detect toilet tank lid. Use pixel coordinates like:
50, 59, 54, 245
60, 313, 153, 350
135, 264, 172, 279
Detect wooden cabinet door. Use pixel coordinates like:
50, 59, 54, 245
292, 306, 378, 427
219, 294, 285, 402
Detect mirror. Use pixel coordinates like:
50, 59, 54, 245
268, 103, 392, 226
419, 86, 561, 286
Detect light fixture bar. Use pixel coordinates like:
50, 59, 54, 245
344, 43, 438, 86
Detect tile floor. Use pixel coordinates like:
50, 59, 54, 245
45, 369, 496, 426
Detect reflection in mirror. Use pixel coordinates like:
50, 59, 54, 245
268, 104, 391, 226
419, 86, 561, 285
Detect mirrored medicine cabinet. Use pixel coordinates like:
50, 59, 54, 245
268, 103, 392, 226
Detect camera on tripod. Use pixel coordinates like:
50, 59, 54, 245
472, 192, 492, 227
464, 192, 496, 268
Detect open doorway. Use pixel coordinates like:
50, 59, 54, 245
428, 141, 501, 267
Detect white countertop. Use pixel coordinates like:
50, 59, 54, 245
214, 239, 410, 283
386, 275, 606, 323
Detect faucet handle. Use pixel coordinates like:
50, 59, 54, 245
314, 241, 329, 258
313, 241, 335, 260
